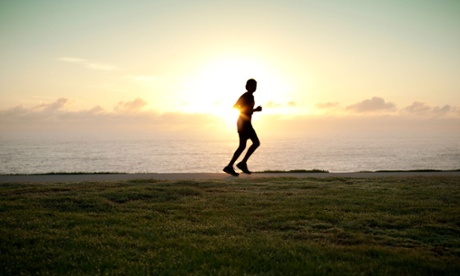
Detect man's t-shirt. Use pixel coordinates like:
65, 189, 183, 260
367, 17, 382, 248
235, 92, 255, 134
235, 92, 255, 119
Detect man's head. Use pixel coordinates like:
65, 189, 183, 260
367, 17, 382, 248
246, 79, 257, 93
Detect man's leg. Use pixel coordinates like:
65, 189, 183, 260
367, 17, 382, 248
228, 135, 247, 167
224, 135, 247, 176
241, 132, 260, 164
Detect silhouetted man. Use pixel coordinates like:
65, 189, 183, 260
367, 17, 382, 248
223, 79, 262, 176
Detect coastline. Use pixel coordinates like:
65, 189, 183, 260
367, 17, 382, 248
1, 171, 460, 183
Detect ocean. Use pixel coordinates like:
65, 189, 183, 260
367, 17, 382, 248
1, 133, 459, 174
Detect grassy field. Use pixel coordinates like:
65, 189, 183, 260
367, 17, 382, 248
1, 176, 459, 275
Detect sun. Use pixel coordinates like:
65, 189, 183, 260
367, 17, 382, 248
211, 102, 240, 128
178, 55, 291, 120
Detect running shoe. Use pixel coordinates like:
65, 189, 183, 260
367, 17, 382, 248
223, 166, 239, 176
237, 162, 251, 174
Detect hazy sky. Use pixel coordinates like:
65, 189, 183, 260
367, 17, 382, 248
1, 0, 459, 137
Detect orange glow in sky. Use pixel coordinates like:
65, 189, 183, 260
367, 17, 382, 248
1, 0, 459, 137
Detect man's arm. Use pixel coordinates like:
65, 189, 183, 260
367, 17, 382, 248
254, 106, 262, 112
233, 95, 244, 109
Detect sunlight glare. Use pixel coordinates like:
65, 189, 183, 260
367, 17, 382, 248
179, 55, 293, 119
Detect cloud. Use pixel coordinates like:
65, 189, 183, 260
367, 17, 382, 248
404, 101, 431, 114
0, 98, 226, 137
315, 98, 457, 118
0, 98, 147, 123
404, 101, 455, 117
346, 97, 396, 113
1, 105, 29, 118
0, 98, 70, 121
58, 57, 120, 71
35, 98, 69, 112
114, 98, 147, 113
88, 105, 105, 114
265, 101, 299, 109
1, 98, 459, 139
432, 105, 454, 116
265, 101, 282, 108
256, 113, 460, 138
316, 102, 340, 109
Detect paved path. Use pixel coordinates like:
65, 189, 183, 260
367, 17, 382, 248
1, 171, 459, 183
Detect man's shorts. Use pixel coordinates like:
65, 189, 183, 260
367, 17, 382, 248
237, 117, 257, 140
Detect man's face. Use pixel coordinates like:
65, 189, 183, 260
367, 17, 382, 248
247, 82, 257, 93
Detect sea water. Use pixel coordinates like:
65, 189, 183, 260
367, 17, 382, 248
1, 133, 459, 174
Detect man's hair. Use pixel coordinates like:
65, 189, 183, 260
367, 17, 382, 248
246, 79, 257, 86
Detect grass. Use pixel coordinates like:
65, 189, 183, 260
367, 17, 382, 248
1, 172, 126, 175
1, 176, 460, 275
374, 169, 441, 172
256, 169, 330, 173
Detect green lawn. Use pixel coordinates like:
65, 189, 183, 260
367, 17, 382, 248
1, 176, 459, 275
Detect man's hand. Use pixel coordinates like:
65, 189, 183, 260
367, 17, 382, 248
254, 106, 262, 112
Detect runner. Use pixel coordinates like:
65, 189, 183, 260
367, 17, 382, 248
223, 79, 262, 176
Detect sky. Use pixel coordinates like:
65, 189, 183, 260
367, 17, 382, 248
1, 0, 459, 138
